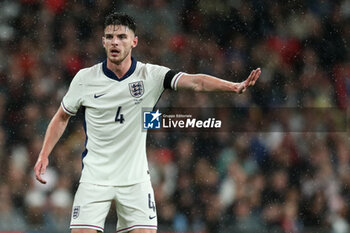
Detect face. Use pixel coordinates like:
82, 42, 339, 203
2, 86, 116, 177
102, 25, 138, 65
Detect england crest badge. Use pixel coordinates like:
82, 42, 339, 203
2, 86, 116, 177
129, 81, 144, 98
73, 206, 80, 219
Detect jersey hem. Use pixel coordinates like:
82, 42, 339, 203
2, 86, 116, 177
61, 101, 77, 116
79, 176, 150, 186
70, 224, 104, 232
116, 224, 157, 233
171, 72, 185, 91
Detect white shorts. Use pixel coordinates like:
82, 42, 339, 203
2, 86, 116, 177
70, 181, 157, 232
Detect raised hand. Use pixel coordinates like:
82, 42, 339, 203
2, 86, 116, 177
236, 68, 261, 94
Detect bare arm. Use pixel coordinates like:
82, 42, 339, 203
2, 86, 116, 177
34, 106, 71, 184
177, 68, 261, 93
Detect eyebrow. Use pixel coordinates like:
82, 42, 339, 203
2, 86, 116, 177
104, 32, 128, 37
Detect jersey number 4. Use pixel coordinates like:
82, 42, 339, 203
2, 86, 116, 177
115, 106, 125, 123
148, 193, 156, 212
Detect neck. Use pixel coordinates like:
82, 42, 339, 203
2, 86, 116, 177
106, 56, 132, 79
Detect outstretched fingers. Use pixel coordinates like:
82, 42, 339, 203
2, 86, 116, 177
247, 70, 256, 86
248, 68, 261, 86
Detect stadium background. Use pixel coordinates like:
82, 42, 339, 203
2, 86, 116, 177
0, 0, 349, 232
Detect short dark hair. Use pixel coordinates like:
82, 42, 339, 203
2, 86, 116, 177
104, 12, 136, 33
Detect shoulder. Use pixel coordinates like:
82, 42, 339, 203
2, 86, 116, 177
136, 61, 170, 75
77, 62, 102, 76
145, 62, 169, 71
73, 62, 103, 82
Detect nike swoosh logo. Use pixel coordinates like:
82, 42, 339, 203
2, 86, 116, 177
94, 93, 106, 98
149, 215, 156, 220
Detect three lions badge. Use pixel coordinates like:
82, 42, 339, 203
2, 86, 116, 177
129, 81, 144, 98
73, 206, 80, 219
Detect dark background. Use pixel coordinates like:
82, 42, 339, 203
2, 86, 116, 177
0, 0, 349, 232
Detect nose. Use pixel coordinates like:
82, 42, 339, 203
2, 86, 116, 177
111, 35, 119, 45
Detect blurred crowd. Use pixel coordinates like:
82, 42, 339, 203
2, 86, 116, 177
0, 0, 349, 233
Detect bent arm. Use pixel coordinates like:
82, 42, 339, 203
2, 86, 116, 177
34, 106, 71, 184
177, 68, 261, 93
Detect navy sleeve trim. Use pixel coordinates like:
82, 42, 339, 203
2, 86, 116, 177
164, 70, 177, 90
61, 101, 76, 116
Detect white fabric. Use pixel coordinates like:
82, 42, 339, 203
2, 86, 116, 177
62, 60, 170, 185
70, 181, 157, 232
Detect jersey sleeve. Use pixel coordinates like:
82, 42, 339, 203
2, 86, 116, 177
61, 71, 84, 116
163, 70, 186, 91
146, 64, 185, 95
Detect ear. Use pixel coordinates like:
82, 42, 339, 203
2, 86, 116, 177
132, 36, 138, 48
102, 36, 106, 48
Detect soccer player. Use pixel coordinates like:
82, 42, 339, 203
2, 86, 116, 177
34, 12, 260, 233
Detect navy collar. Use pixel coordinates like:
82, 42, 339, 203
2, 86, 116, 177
102, 57, 137, 81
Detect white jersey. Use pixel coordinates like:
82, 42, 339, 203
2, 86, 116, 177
61, 58, 183, 185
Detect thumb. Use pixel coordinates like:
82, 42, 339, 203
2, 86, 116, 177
237, 82, 247, 94
38, 160, 47, 174
41, 165, 46, 175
